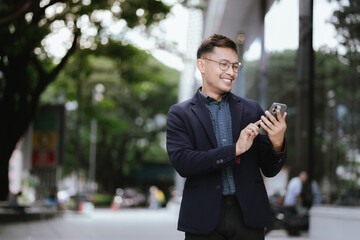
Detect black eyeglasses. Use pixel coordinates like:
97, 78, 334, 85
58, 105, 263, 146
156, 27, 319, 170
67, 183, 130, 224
203, 58, 243, 72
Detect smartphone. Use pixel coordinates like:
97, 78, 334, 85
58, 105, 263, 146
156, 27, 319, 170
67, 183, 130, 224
259, 102, 287, 135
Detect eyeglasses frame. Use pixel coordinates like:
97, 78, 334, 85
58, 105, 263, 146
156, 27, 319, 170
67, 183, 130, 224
202, 58, 243, 72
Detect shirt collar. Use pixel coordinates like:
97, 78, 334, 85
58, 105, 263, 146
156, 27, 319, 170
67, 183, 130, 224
199, 87, 230, 104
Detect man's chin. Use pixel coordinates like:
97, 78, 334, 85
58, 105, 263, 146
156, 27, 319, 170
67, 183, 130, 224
220, 84, 232, 92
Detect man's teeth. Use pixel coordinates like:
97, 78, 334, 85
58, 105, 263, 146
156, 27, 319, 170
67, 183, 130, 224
222, 79, 232, 83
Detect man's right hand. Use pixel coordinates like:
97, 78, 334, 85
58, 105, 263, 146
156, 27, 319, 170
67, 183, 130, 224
235, 120, 261, 156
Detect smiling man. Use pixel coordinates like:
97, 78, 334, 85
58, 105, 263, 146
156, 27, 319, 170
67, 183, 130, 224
166, 34, 288, 240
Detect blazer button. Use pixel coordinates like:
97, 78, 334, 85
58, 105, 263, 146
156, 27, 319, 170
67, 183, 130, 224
219, 159, 224, 163
216, 160, 219, 165
215, 185, 220, 190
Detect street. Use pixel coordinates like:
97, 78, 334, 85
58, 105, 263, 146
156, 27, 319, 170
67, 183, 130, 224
0, 208, 309, 240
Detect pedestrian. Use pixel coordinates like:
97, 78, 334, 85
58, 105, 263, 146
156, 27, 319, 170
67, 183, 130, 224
166, 34, 287, 240
148, 186, 160, 209
283, 171, 308, 208
282, 171, 309, 236
311, 180, 322, 205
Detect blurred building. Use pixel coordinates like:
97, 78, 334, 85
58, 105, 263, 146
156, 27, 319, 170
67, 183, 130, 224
8, 105, 65, 204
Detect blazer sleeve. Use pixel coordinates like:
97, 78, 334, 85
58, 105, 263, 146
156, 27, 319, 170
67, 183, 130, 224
166, 104, 236, 178
256, 135, 287, 177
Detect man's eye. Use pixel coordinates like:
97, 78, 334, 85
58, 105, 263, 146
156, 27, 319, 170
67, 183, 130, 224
220, 62, 228, 68
233, 65, 239, 70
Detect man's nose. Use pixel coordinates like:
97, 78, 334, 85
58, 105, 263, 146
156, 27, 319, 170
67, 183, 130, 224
225, 65, 236, 75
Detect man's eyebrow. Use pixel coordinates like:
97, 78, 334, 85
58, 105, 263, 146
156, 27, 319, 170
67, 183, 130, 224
219, 58, 239, 63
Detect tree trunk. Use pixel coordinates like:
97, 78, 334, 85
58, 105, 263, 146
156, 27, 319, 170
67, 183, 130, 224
295, 0, 314, 180
0, 144, 15, 200
0, 55, 37, 200
0, 97, 35, 200
0, 30, 77, 200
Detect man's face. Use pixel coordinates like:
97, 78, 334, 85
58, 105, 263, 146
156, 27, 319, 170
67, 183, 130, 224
197, 47, 239, 101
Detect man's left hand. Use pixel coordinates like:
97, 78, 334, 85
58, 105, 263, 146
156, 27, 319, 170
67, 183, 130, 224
260, 110, 287, 152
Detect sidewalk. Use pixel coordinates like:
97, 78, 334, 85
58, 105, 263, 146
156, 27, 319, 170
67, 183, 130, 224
0, 208, 311, 240
0, 203, 58, 223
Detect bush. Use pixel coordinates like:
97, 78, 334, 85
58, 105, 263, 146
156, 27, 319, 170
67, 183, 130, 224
92, 193, 113, 207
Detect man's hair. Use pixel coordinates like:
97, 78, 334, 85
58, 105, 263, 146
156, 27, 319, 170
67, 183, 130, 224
197, 34, 238, 59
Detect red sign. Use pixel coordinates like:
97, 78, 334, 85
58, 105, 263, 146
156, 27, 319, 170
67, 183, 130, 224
31, 150, 56, 168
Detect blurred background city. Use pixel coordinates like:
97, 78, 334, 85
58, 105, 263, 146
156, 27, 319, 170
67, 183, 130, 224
0, 0, 359, 239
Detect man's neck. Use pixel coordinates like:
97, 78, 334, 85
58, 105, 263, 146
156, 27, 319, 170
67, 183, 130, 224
200, 88, 227, 102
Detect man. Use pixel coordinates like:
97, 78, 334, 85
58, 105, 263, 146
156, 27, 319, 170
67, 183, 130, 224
283, 171, 309, 236
284, 171, 308, 207
166, 34, 287, 240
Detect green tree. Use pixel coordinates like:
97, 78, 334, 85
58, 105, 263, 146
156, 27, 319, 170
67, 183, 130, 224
0, 0, 172, 200
244, 50, 297, 168
42, 40, 179, 193
244, 49, 354, 198
330, 0, 360, 191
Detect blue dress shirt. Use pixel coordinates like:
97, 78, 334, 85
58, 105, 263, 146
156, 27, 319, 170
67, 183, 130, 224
200, 90, 236, 195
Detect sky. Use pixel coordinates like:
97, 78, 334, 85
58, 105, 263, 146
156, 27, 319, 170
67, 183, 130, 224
155, 0, 340, 68
244, 0, 340, 61
46, 0, 340, 71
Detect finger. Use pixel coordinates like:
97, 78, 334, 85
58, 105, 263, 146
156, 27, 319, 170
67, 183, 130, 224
261, 114, 273, 128
249, 129, 259, 137
248, 127, 258, 136
250, 132, 257, 140
242, 127, 253, 137
253, 120, 262, 126
265, 110, 278, 124
247, 120, 261, 128
248, 123, 260, 135
248, 128, 257, 139
252, 120, 262, 134
280, 112, 287, 122
260, 121, 271, 133
243, 127, 257, 139
276, 110, 287, 123
276, 109, 282, 121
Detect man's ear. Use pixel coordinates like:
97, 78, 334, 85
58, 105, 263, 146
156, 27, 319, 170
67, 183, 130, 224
197, 59, 205, 73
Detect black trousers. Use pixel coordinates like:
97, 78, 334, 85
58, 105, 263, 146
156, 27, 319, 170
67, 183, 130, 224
185, 196, 264, 240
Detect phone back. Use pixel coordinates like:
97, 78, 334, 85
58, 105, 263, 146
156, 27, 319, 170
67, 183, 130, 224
259, 102, 287, 135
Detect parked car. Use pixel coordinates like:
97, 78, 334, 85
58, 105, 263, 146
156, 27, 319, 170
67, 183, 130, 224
111, 188, 146, 211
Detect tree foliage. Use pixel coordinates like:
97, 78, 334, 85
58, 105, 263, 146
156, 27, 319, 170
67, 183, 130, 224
0, 0, 172, 200
244, 0, 360, 199
330, 0, 360, 192
42, 40, 179, 193
331, 0, 360, 66
244, 48, 357, 200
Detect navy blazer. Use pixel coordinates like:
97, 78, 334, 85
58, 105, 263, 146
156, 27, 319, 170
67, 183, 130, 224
166, 90, 286, 235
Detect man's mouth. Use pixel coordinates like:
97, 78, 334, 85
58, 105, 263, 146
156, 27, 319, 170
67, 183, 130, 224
221, 78, 233, 83
220, 74, 234, 84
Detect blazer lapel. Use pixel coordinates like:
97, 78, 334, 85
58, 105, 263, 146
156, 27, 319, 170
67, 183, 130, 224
229, 93, 244, 143
191, 92, 218, 148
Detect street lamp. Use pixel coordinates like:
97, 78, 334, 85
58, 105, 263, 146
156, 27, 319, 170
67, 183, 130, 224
89, 83, 105, 193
